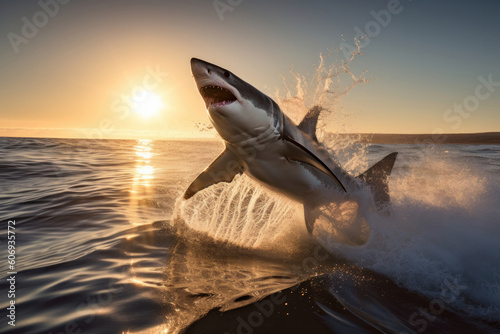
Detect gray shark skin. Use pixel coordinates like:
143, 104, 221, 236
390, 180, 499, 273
184, 58, 398, 237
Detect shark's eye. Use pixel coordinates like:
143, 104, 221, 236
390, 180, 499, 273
224, 71, 230, 78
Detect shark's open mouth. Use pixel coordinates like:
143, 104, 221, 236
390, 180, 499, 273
200, 85, 237, 107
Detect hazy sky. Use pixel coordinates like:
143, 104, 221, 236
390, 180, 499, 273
0, 0, 499, 138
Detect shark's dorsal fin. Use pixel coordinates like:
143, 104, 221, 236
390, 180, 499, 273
283, 134, 347, 192
298, 106, 322, 142
183, 149, 243, 200
356, 152, 398, 209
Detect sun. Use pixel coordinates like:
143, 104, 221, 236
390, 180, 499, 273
132, 90, 163, 118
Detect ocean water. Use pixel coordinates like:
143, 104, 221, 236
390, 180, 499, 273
1, 137, 500, 334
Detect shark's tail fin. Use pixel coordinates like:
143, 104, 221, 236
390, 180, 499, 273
356, 152, 398, 211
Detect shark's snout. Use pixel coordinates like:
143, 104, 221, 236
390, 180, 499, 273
191, 58, 237, 108
191, 58, 232, 79
191, 58, 211, 78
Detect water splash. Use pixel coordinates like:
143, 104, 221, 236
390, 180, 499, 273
175, 174, 305, 250
317, 147, 500, 321
276, 49, 371, 174
276, 48, 368, 128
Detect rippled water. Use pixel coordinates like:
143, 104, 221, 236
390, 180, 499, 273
0, 137, 499, 333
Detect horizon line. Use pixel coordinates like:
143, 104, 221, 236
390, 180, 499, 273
1, 130, 499, 142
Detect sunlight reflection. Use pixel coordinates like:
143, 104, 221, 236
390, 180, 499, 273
136, 165, 154, 181
130, 277, 147, 287
130, 139, 155, 217
133, 139, 155, 187
136, 150, 153, 160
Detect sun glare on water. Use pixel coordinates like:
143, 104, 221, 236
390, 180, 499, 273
132, 90, 163, 118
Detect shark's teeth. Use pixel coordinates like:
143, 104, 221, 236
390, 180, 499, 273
200, 85, 237, 108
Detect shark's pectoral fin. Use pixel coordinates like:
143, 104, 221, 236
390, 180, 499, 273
357, 152, 398, 210
183, 149, 243, 200
282, 136, 347, 192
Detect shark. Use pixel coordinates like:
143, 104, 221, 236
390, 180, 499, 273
184, 58, 398, 241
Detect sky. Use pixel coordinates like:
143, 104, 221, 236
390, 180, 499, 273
0, 0, 499, 139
